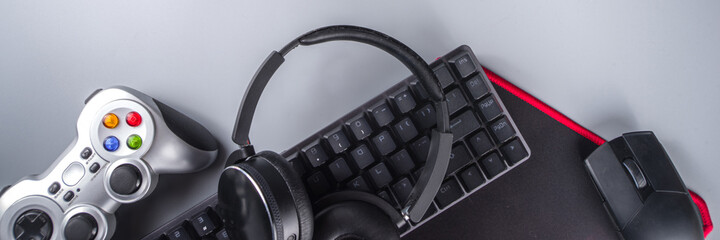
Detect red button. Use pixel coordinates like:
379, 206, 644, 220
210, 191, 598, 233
126, 112, 142, 127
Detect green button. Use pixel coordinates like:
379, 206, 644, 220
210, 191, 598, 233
127, 135, 142, 150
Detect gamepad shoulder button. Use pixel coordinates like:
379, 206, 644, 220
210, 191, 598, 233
109, 164, 142, 195
1, 185, 10, 197
64, 213, 98, 240
84, 88, 103, 104
14, 209, 53, 240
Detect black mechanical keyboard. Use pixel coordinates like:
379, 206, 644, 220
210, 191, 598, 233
142, 45, 531, 240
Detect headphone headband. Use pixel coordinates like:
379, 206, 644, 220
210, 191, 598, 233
231, 25, 452, 223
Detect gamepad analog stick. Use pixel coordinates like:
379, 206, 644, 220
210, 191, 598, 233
109, 164, 142, 195
64, 213, 98, 240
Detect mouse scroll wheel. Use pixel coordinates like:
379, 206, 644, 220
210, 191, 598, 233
622, 158, 647, 189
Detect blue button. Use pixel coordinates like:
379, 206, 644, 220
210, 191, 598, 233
103, 136, 120, 152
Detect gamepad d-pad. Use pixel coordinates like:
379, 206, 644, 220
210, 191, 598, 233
0, 86, 218, 240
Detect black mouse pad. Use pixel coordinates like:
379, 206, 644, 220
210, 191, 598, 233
404, 69, 619, 239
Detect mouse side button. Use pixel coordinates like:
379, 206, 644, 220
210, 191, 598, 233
622, 132, 686, 192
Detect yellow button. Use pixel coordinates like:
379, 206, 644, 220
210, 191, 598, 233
103, 113, 119, 129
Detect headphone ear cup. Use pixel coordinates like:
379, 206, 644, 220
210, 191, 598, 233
314, 201, 400, 240
313, 191, 401, 240
256, 151, 314, 240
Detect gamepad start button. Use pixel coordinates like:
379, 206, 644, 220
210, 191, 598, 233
104, 136, 120, 152
89, 162, 101, 173
63, 191, 75, 202
103, 113, 119, 129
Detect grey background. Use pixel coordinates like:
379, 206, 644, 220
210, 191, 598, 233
1, 1, 718, 239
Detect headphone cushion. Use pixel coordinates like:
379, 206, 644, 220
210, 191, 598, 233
257, 151, 314, 240
314, 201, 400, 240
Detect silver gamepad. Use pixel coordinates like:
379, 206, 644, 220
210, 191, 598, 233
0, 86, 219, 240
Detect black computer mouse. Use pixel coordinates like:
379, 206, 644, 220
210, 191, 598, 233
584, 131, 704, 239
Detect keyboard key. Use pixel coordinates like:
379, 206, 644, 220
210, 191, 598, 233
478, 96, 503, 121
480, 153, 506, 178
450, 54, 477, 79
410, 80, 430, 101
378, 190, 399, 208
468, 131, 493, 156
435, 178, 463, 208
501, 138, 529, 165
372, 131, 396, 156
413, 167, 424, 180
151, 235, 167, 240
303, 142, 329, 168
370, 103, 395, 127
449, 111, 481, 142
216, 229, 230, 240
410, 136, 430, 163
391, 89, 416, 114
490, 117, 516, 143
287, 153, 306, 176
347, 116, 372, 141
325, 129, 351, 154
447, 144, 473, 176
368, 163, 393, 188
190, 212, 217, 237
167, 226, 193, 240
413, 103, 436, 129
459, 165, 485, 191
389, 149, 415, 175
419, 204, 438, 222
434, 65, 455, 89
393, 117, 418, 143
328, 158, 353, 182
350, 145, 376, 169
464, 75, 489, 100
306, 172, 331, 196
347, 176, 372, 192
392, 177, 413, 204
446, 88, 468, 115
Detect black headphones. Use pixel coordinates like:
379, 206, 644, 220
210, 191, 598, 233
217, 25, 452, 240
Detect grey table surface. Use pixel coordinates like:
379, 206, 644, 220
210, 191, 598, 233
1, 1, 718, 239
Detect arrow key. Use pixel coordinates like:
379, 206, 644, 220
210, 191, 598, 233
459, 165, 485, 191
501, 138, 528, 165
